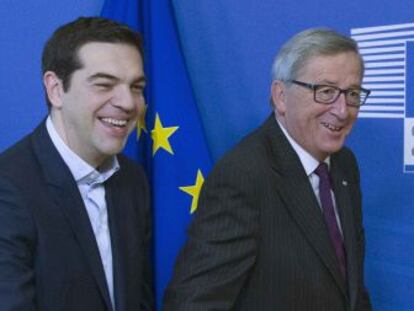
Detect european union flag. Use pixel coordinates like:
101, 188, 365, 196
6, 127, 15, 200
101, 0, 213, 308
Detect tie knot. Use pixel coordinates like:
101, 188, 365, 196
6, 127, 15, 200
314, 162, 329, 179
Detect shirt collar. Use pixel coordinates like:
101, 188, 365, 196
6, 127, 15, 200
46, 116, 119, 183
276, 116, 330, 176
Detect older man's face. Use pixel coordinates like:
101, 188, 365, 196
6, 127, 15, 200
273, 52, 362, 161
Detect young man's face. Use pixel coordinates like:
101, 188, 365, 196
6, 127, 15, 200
273, 52, 362, 161
47, 42, 146, 167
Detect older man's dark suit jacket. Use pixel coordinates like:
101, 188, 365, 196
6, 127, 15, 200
0, 122, 153, 311
164, 115, 371, 311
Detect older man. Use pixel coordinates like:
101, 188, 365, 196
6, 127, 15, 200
0, 17, 153, 310
164, 28, 372, 311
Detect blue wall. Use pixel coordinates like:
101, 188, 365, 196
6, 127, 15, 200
0, 0, 103, 151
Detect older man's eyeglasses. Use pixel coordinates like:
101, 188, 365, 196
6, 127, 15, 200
289, 80, 371, 107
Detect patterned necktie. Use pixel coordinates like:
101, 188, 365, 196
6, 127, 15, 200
314, 162, 347, 279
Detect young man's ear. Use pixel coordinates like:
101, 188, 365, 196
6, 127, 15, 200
43, 71, 64, 109
271, 80, 287, 116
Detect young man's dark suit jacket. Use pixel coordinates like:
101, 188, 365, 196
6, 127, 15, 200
164, 115, 371, 311
0, 121, 153, 311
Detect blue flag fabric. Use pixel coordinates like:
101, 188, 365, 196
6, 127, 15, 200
101, 1, 213, 308
101, 0, 140, 30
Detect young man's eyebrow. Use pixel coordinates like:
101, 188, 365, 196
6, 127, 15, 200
87, 73, 147, 85
87, 73, 120, 82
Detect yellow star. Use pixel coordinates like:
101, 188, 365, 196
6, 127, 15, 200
136, 104, 148, 139
179, 169, 205, 213
151, 113, 179, 155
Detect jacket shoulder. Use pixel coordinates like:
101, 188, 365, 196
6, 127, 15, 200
0, 134, 38, 182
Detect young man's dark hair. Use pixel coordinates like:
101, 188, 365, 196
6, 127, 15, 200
42, 16, 144, 107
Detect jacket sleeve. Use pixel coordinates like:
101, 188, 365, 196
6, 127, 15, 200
0, 176, 36, 311
140, 168, 155, 311
163, 160, 259, 310
347, 150, 372, 311
356, 227, 372, 311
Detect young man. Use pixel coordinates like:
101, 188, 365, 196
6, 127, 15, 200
0, 17, 153, 310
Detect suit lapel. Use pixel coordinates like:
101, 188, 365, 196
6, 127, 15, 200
330, 156, 359, 309
263, 116, 348, 298
31, 122, 113, 311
